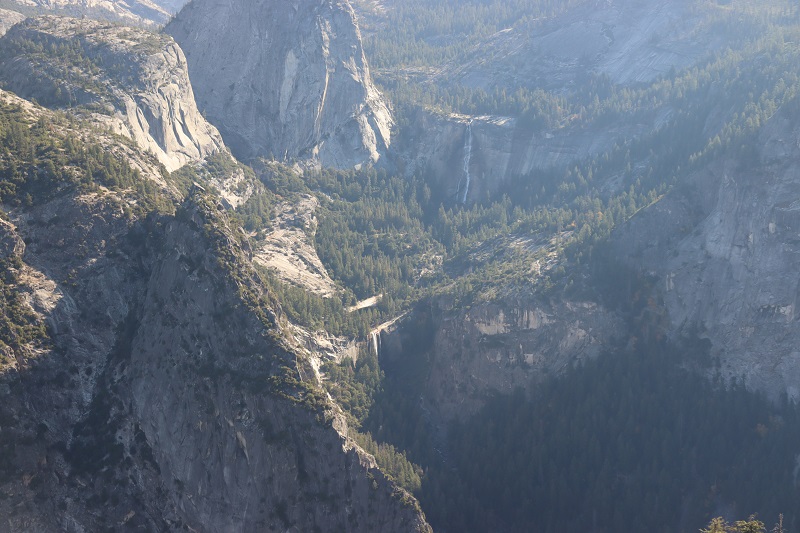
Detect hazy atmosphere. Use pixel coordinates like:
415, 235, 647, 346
1, 0, 800, 531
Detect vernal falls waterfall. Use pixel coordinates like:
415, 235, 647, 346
371, 330, 381, 357
461, 121, 473, 204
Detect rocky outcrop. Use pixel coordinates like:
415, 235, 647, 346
126, 192, 429, 532
0, 8, 25, 37
610, 97, 800, 402
253, 193, 339, 297
379, 296, 622, 422
0, 91, 428, 529
402, 109, 647, 204
0, 16, 225, 172
438, 0, 725, 92
0, 87, 171, 189
0, 187, 430, 531
166, 0, 393, 169
0, 189, 158, 531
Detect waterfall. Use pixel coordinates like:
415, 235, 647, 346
370, 330, 380, 358
461, 121, 473, 204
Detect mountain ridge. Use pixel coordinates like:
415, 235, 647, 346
0, 16, 225, 173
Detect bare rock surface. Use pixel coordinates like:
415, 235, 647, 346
403, 110, 648, 203
379, 296, 622, 422
0, 93, 429, 531
126, 192, 430, 532
0, 189, 431, 531
166, 0, 393, 169
0, 16, 225, 172
0, 8, 25, 36
611, 98, 800, 401
253, 194, 339, 297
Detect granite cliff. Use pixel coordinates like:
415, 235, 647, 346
376, 296, 622, 423
401, 110, 650, 204
0, 91, 429, 532
610, 97, 800, 402
3, 1, 800, 530
166, 0, 393, 168
0, 16, 225, 172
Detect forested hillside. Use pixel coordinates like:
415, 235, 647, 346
3, 0, 800, 531
314, 1, 800, 531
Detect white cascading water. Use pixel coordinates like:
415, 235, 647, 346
461, 121, 473, 204
371, 330, 380, 357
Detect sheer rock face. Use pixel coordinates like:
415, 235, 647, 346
378, 298, 622, 422
166, 0, 393, 169
0, 16, 225, 172
402, 110, 648, 205
610, 100, 800, 402
0, 95, 428, 532
437, 0, 715, 92
0, 190, 430, 532
124, 196, 429, 532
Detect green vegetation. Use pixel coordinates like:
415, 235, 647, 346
367, 0, 799, 123
0, 256, 49, 365
352, 430, 422, 494
362, 329, 800, 532
172, 151, 275, 232
255, 155, 645, 331
256, 266, 375, 338
319, 328, 423, 494
322, 346, 383, 426
3, 2, 800, 528
702, 514, 786, 533
322, 343, 422, 492
0, 20, 170, 110
0, 98, 171, 213
307, 168, 440, 302
0, 30, 110, 107
260, 20, 799, 322
362, 0, 587, 70
291, 7, 800, 530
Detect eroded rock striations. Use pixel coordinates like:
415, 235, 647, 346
0, 94, 428, 532
166, 0, 393, 169
0, 16, 225, 172
378, 296, 622, 423
402, 110, 648, 204
610, 97, 800, 402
